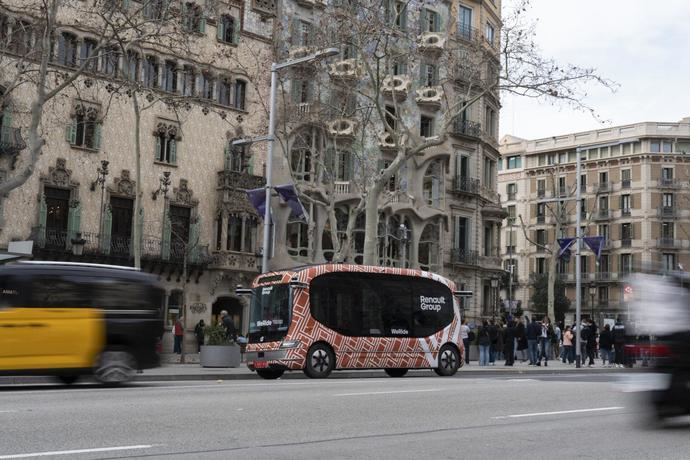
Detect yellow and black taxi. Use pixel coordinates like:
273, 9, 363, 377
0, 261, 165, 384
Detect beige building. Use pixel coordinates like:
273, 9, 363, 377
499, 117, 690, 323
0, 1, 274, 354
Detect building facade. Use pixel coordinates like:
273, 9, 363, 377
0, 0, 274, 354
499, 118, 690, 324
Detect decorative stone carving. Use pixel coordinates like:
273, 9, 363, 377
74, 103, 99, 121
171, 179, 199, 207
41, 157, 80, 192
156, 121, 179, 139
109, 170, 136, 197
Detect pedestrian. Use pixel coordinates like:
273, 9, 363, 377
460, 319, 470, 366
478, 320, 491, 366
526, 317, 540, 365
488, 319, 498, 365
552, 321, 562, 360
496, 321, 505, 362
504, 319, 516, 366
173, 316, 184, 354
583, 319, 596, 367
515, 317, 527, 362
220, 310, 237, 341
194, 319, 205, 353
612, 316, 626, 368
599, 324, 613, 367
562, 325, 574, 364
538, 316, 553, 366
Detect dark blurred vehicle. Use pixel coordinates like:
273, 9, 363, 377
0, 261, 165, 384
627, 272, 690, 421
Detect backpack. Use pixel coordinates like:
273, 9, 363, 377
468, 331, 476, 342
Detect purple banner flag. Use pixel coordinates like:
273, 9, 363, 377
246, 188, 266, 218
557, 238, 576, 258
275, 184, 309, 222
584, 236, 605, 259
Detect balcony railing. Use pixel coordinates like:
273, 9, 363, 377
451, 119, 482, 138
621, 208, 631, 217
595, 209, 610, 220
450, 248, 478, 266
478, 255, 502, 269
657, 237, 680, 249
621, 238, 632, 248
507, 192, 516, 201
537, 188, 546, 198
658, 206, 677, 218
536, 215, 545, 224
558, 273, 575, 283
595, 182, 612, 193
505, 245, 516, 254
456, 24, 480, 42
453, 176, 480, 194
0, 126, 26, 155
594, 271, 618, 282
658, 177, 680, 188
621, 179, 631, 189
334, 181, 351, 194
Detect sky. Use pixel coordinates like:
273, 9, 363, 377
499, 0, 690, 141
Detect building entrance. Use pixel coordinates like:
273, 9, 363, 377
212, 297, 244, 335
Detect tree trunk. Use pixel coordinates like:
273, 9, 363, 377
132, 95, 142, 269
362, 184, 382, 265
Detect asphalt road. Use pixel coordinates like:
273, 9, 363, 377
0, 374, 688, 459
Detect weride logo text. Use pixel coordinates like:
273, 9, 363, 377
419, 295, 445, 312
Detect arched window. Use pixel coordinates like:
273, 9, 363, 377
57, 32, 78, 67
225, 142, 247, 173
233, 80, 246, 110
419, 222, 440, 272
218, 77, 232, 106
218, 15, 239, 44
200, 72, 214, 100
143, 55, 159, 88
182, 65, 196, 96
422, 159, 443, 208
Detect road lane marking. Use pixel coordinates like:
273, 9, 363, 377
0, 445, 156, 459
335, 389, 441, 397
0, 410, 18, 413
492, 406, 624, 419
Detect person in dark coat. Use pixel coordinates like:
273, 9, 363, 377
612, 317, 626, 368
194, 319, 205, 353
516, 317, 527, 362
599, 324, 613, 367
220, 310, 237, 341
504, 319, 516, 366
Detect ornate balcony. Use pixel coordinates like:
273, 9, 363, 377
657, 237, 681, 249
450, 248, 478, 266
452, 176, 480, 195
381, 75, 411, 101
417, 32, 445, 55
595, 209, 611, 221
658, 206, 677, 219
658, 177, 680, 188
334, 181, 351, 194
0, 126, 26, 156
415, 86, 443, 110
451, 119, 482, 139
327, 118, 357, 140
328, 59, 361, 82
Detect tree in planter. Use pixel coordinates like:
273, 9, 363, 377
270, 0, 615, 266
203, 324, 233, 346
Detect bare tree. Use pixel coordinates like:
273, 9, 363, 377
271, 0, 615, 266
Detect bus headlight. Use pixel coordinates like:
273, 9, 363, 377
280, 339, 301, 349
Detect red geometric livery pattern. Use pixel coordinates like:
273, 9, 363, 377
246, 264, 464, 371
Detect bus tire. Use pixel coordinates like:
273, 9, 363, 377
57, 375, 79, 385
434, 345, 460, 377
304, 343, 335, 379
256, 369, 284, 380
94, 349, 137, 384
385, 368, 408, 378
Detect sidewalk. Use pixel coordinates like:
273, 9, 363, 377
0, 355, 639, 385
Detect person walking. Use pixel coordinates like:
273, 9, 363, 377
552, 321, 562, 361
562, 325, 574, 364
173, 316, 184, 354
526, 317, 540, 365
194, 319, 206, 353
220, 310, 237, 341
496, 321, 505, 362
538, 317, 553, 366
478, 320, 491, 366
515, 317, 527, 362
488, 319, 498, 365
612, 317, 626, 368
504, 319, 516, 366
599, 324, 614, 367
583, 319, 596, 367
460, 319, 470, 366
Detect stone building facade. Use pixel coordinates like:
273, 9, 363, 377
498, 117, 690, 324
0, 0, 274, 354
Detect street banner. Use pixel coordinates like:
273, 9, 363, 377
275, 184, 310, 223
557, 237, 576, 258
584, 236, 605, 259
246, 187, 266, 217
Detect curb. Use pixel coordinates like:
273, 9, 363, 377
0, 367, 642, 385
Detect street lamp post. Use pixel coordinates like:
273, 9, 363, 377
233, 48, 339, 274
589, 282, 597, 322
90, 160, 109, 242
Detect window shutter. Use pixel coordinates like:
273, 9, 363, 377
419, 63, 426, 85
290, 18, 300, 46
169, 138, 177, 164
400, 3, 408, 30
93, 123, 102, 150
217, 17, 225, 41
436, 12, 444, 32
0, 107, 11, 143
247, 158, 254, 175
433, 65, 439, 85
66, 201, 81, 251
189, 216, 200, 263
324, 147, 335, 179
344, 152, 353, 181
155, 135, 162, 161
100, 205, 112, 255
432, 176, 440, 208
291, 79, 301, 103
65, 120, 77, 145
419, 8, 427, 34
37, 193, 47, 247
199, 17, 206, 34
232, 18, 240, 44
162, 209, 171, 260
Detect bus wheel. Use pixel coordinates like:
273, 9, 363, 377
434, 345, 460, 377
256, 369, 284, 380
57, 375, 79, 385
385, 368, 408, 378
304, 343, 335, 379
95, 350, 137, 384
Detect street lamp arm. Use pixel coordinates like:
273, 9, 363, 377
273, 47, 340, 71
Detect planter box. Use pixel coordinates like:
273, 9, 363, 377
200, 345, 241, 368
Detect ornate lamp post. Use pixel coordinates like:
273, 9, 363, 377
589, 282, 597, 322
89, 160, 109, 241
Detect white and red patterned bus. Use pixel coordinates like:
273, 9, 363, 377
240, 264, 468, 379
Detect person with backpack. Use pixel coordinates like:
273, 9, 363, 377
478, 320, 491, 366
599, 323, 614, 367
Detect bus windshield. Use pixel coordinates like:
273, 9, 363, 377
248, 284, 290, 343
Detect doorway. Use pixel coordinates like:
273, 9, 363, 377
212, 297, 244, 334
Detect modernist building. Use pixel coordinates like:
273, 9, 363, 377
498, 117, 690, 323
264, 0, 506, 321
0, 0, 274, 354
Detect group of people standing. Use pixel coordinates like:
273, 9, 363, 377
173, 310, 239, 354
460, 316, 628, 368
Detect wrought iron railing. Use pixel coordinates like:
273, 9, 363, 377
451, 119, 482, 138
453, 176, 480, 194
450, 248, 478, 266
